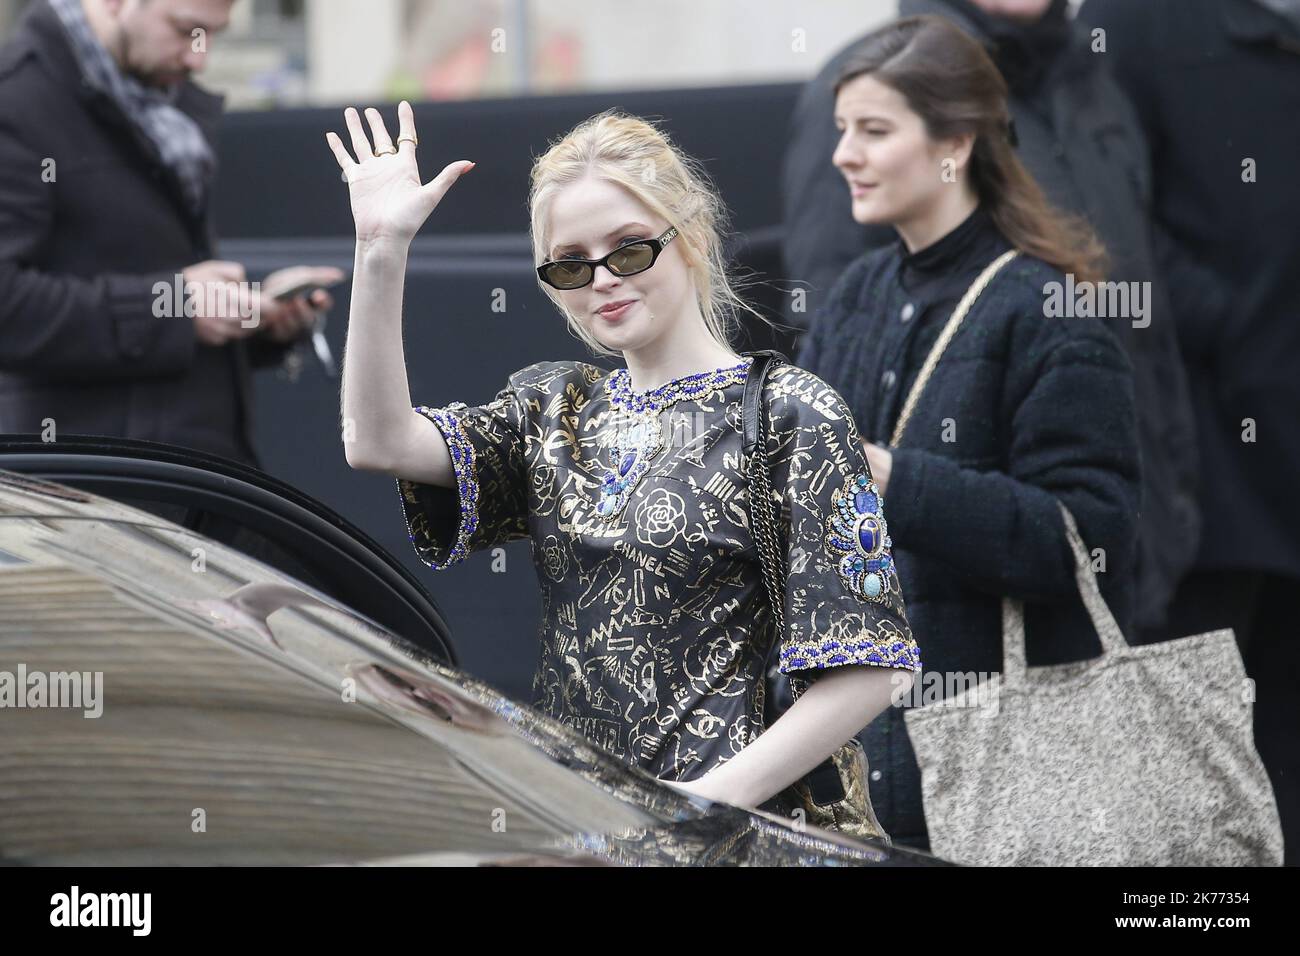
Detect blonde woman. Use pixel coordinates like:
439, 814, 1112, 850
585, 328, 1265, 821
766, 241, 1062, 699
326, 103, 920, 811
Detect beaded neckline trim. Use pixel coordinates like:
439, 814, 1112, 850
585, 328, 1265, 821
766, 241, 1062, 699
603, 357, 754, 415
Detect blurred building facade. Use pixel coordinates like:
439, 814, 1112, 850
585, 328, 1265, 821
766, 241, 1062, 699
1, 0, 901, 107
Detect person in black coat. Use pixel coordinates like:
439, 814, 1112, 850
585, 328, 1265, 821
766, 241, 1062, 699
0, 0, 336, 467
782, 0, 1198, 639
791, 15, 1140, 850
1081, 0, 1300, 866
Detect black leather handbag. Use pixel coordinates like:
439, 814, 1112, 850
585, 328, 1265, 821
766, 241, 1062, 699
740, 350, 890, 844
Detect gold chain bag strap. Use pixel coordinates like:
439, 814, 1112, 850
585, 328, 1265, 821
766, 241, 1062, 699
741, 349, 889, 845
851, 250, 1017, 838
889, 249, 1019, 446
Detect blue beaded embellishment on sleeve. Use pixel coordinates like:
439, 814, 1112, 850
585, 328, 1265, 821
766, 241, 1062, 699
825, 472, 895, 604
412, 403, 479, 568
778, 632, 920, 672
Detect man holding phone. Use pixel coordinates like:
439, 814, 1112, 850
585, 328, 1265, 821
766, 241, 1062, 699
0, 0, 342, 467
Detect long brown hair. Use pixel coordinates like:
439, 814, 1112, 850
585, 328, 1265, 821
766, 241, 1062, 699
834, 15, 1107, 283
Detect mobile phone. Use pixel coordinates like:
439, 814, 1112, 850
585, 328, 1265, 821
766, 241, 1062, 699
271, 279, 328, 302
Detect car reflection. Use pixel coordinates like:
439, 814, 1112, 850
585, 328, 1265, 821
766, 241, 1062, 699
0, 443, 953, 867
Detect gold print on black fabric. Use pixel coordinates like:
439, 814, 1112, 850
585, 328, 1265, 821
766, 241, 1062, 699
538, 533, 569, 582
574, 553, 626, 611
403, 360, 917, 784
683, 708, 726, 739
530, 463, 560, 517
633, 485, 688, 548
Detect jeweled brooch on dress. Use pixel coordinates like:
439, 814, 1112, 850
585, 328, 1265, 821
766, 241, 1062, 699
596, 415, 662, 517
825, 472, 895, 603
595, 359, 752, 519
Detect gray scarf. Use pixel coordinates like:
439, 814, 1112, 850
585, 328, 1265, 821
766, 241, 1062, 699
48, 0, 214, 216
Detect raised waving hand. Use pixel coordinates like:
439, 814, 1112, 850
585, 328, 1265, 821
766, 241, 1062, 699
325, 100, 474, 246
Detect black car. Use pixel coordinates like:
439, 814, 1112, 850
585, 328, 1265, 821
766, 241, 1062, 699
0, 435, 950, 866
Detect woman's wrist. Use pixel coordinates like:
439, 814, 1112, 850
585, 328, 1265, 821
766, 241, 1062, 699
355, 234, 411, 264
691, 757, 764, 809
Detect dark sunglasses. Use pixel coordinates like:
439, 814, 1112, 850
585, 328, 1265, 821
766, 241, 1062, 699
536, 226, 680, 290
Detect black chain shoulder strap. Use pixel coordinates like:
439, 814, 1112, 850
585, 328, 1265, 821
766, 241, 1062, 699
741, 350, 789, 649
741, 351, 886, 831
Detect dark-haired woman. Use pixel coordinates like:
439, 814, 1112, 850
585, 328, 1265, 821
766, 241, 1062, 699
795, 15, 1140, 851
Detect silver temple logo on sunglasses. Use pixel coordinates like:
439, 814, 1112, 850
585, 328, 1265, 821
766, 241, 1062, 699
537, 226, 680, 291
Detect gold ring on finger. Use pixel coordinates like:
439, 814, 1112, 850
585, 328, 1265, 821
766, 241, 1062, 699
397, 135, 418, 147
375, 145, 398, 156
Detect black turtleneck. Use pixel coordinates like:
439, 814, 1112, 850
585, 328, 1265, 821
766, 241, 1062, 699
898, 203, 1004, 291
841, 205, 1012, 439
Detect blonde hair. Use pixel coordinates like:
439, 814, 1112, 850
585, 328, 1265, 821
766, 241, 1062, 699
527, 109, 766, 358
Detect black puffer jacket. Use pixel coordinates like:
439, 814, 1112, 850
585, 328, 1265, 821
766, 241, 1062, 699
799, 220, 1141, 848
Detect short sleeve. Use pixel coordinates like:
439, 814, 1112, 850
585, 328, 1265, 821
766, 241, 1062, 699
396, 382, 531, 570
765, 368, 920, 698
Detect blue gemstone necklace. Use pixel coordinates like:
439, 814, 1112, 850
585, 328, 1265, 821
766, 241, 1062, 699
595, 356, 753, 519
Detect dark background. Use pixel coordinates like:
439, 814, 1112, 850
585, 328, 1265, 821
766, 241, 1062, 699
216, 83, 804, 701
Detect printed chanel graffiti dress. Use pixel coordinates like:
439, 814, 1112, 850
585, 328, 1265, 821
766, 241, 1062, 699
397, 356, 921, 782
